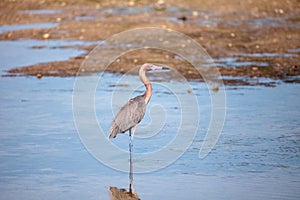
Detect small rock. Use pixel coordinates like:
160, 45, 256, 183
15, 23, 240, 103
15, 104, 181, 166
157, 0, 165, 4
36, 73, 43, 79
230, 32, 236, 37
42, 33, 50, 39
291, 65, 298, 70
255, 44, 260, 49
154, 0, 166, 11
95, 4, 101, 9
212, 86, 219, 92
7, 32, 12, 38
187, 89, 192, 94
228, 43, 232, 47
177, 16, 187, 21
128, 1, 135, 6
192, 11, 198, 17
274, 8, 284, 14
252, 67, 258, 71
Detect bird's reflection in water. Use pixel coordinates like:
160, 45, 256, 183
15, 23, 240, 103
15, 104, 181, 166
109, 139, 140, 200
109, 186, 139, 200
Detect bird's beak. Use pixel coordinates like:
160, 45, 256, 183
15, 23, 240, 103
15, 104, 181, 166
151, 65, 169, 70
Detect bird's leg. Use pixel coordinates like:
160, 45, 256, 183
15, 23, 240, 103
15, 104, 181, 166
129, 128, 133, 152
129, 128, 133, 194
130, 125, 137, 139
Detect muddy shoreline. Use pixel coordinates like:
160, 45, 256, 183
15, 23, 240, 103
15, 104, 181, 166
1, 0, 299, 85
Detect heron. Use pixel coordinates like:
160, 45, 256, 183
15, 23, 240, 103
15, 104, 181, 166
109, 63, 168, 139
108, 63, 168, 193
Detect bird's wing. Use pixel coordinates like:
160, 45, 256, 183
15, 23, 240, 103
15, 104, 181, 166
109, 95, 146, 138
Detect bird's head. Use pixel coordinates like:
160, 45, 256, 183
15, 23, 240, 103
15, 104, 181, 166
142, 63, 169, 71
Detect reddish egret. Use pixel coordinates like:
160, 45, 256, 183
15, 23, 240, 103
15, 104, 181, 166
109, 63, 167, 193
109, 63, 168, 139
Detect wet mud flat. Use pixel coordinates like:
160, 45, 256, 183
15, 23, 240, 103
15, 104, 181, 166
1, 0, 300, 85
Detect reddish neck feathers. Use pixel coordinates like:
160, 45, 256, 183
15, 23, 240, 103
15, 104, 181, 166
144, 83, 152, 104
139, 65, 152, 104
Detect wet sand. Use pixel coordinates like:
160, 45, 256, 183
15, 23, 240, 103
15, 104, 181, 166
1, 0, 299, 85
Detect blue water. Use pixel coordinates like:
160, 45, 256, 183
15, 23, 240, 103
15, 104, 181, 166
20, 9, 61, 15
0, 73, 299, 199
0, 39, 97, 71
0, 23, 59, 34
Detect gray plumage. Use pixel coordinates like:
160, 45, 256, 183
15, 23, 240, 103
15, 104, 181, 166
108, 63, 166, 139
109, 95, 146, 138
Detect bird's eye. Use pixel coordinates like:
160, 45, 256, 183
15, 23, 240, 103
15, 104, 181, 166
150, 65, 155, 69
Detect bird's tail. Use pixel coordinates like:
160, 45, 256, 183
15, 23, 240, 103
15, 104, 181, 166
108, 131, 117, 139
109, 124, 119, 139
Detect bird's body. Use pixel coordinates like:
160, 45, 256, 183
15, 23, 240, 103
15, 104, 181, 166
109, 94, 147, 138
109, 63, 165, 139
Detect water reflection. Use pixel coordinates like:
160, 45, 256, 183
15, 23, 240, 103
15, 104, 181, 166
109, 186, 139, 200
129, 137, 133, 194
109, 138, 140, 200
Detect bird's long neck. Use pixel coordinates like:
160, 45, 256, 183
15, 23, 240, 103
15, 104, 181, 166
139, 67, 152, 104
144, 83, 152, 104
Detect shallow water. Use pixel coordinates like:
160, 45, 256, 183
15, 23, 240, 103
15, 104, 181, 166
0, 71, 299, 199
0, 23, 58, 34
0, 39, 97, 72
225, 17, 298, 29
214, 57, 269, 67
20, 9, 61, 15
237, 52, 296, 58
